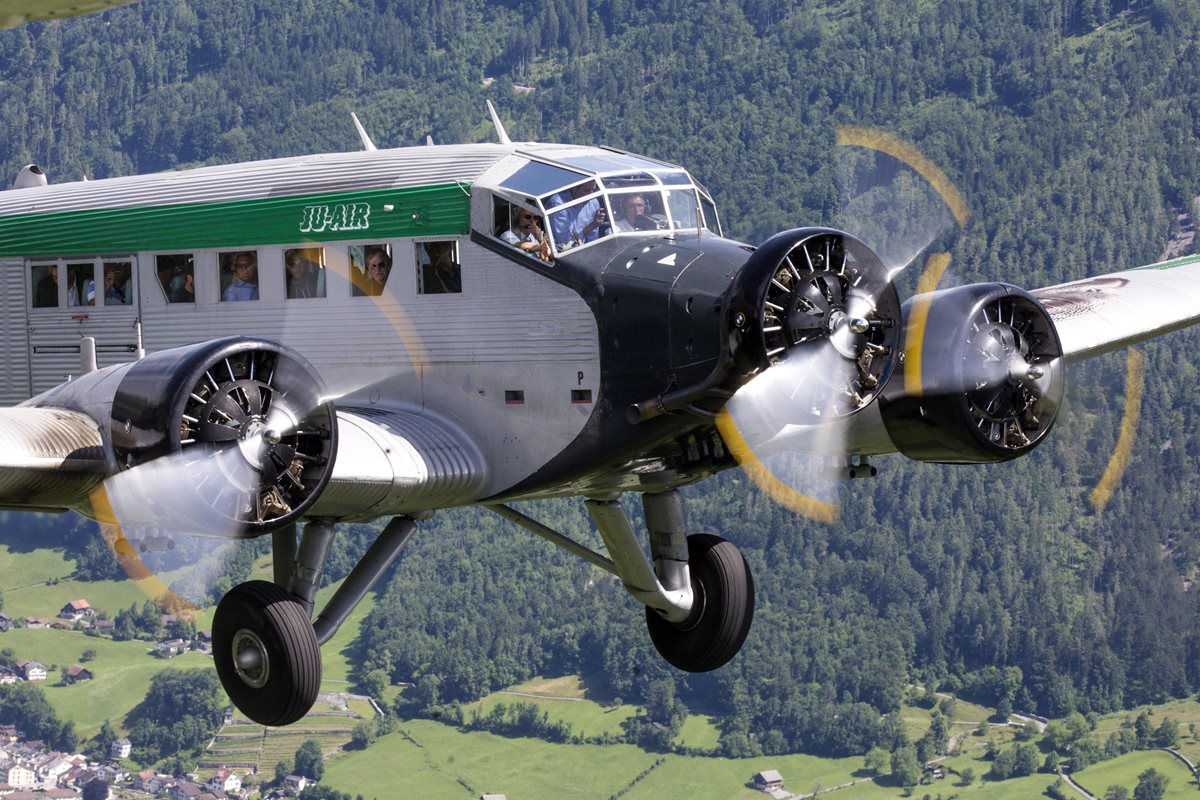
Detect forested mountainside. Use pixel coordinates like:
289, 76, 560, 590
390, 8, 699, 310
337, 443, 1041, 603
3, 0, 1200, 758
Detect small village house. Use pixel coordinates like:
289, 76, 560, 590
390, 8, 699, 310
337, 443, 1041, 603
63, 665, 92, 684
753, 769, 785, 792
110, 739, 131, 759
58, 600, 93, 621
15, 660, 46, 681
206, 767, 240, 794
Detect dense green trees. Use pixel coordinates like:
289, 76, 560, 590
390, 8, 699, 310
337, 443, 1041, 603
0, 682, 77, 751
125, 669, 224, 763
294, 739, 325, 781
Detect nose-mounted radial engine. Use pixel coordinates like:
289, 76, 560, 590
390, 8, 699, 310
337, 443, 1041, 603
723, 228, 903, 457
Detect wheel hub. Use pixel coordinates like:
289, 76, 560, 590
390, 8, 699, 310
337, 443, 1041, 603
231, 628, 270, 689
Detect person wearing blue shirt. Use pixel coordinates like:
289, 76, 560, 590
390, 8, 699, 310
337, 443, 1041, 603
223, 252, 259, 302
549, 180, 608, 249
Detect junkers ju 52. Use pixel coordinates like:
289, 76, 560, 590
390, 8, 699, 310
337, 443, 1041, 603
1, 114, 1197, 725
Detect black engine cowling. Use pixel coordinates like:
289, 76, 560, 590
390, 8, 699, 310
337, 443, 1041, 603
726, 227, 902, 415
880, 283, 1065, 463
106, 337, 337, 536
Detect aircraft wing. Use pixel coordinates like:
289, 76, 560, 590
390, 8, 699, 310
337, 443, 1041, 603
1032, 252, 1200, 362
0, 397, 486, 526
0, 407, 109, 509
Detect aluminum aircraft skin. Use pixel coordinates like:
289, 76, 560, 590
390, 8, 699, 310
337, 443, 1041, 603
1, 117, 1199, 727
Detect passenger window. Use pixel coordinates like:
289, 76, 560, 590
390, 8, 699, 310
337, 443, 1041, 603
350, 244, 392, 297
417, 241, 461, 294
102, 261, 132, 305
284, 248, 326, 299
66, 262, 95, 307
157, 254, 195, 303
31, 263, 58, 308
220, 251, 259, 302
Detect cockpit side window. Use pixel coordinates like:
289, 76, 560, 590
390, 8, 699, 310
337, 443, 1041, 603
700, 194, 721, 236
492, 195, 552, 263
664, 188, 703, 231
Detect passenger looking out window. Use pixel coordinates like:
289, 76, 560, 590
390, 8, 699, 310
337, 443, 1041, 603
32, 264, 57, 308
418, 241, 461, 294
158, 254, 195, 303
66, 263, 92, 307
353, 246, 392, 297
221, 251, 259, 302
285, 248, 325, 299
103, 261, 132, 305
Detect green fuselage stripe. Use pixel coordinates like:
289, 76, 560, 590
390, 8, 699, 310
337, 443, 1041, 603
0, 183, 470, 257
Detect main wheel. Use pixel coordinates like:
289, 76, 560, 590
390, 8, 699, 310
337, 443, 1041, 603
212, 580, 321, 726
645, 534, 755, 672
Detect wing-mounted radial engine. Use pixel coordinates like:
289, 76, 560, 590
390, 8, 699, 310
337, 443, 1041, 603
29, 337, 345, 726
717, 228, 903, 464
880, 284, 1065, 462
103, 337, 338, 535
728, 227, 902, 402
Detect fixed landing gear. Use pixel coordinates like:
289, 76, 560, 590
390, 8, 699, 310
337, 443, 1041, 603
212, 581, 321, 727
211, 516, 417, 726
645, 533, 754, 672
490, 489, 755, 673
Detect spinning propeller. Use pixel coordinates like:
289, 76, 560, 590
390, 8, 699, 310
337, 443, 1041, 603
716, 128, 1063, 518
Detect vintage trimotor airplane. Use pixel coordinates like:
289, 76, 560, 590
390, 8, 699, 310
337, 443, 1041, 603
1, 110, 1199, 727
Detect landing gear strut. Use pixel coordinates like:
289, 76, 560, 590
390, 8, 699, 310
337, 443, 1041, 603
211, 516, 417, 726
490, 489, 755, 673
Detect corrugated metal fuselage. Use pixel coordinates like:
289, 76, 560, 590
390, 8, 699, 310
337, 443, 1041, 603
0, 143, 747, 506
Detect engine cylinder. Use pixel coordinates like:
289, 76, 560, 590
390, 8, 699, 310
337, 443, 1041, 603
880, 283, 1065, 463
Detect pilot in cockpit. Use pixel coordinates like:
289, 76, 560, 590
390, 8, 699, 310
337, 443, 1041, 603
613, 193, 656, 232
549, 180, 608, 248
501, 207, 553, 263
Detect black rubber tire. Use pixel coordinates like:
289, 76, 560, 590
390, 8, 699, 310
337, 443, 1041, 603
212, 580, 321, 726
645, 533, 755, 672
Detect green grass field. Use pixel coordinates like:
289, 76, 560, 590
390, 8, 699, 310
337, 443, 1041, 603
463, 681, 638, 741
0, 627, 210, 738
0, 543, 378, 747
1069, 749, 1198, 799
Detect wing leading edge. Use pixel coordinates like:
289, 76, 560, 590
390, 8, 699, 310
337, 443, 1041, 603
1033, 252, 1200, 362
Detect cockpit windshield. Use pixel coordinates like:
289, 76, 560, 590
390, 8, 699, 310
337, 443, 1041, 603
496, 155, 721, 257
